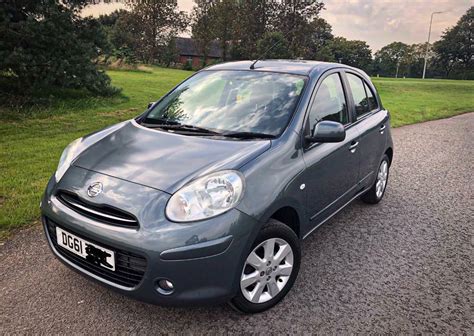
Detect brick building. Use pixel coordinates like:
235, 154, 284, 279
175, 37, 222, 68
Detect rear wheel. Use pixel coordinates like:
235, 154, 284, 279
361, 154, 390, 204
230, 219, 301, 314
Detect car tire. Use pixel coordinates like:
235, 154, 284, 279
230, 219, 301, 314
361, 154, 390, 204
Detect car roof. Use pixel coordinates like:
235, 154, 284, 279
204, 59, 357, 76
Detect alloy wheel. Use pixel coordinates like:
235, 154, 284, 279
375, 160, 388, 198
240, 238, 294, 304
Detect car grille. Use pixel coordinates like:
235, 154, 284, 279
45, 217, 147, 288
56, 190, 139, 228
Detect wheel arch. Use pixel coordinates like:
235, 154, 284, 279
259, 201, 304, 239
269, 207, 301, 238
385, 147, 393, 166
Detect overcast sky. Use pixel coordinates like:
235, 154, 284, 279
81, 0, 471, 51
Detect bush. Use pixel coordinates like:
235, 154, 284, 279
0, 0, 120, 107
182, 60, 193, 71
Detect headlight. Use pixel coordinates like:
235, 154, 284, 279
55, 138, 82, 182
166, 170, 245, 222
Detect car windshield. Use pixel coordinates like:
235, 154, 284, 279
142, 70, 306, 137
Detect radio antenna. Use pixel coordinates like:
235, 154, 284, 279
250, 28, 295, 70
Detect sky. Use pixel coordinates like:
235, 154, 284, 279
81, 0, 472, 51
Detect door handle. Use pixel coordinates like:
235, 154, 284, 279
380, 124, 386, 134
349, 141, 359, 153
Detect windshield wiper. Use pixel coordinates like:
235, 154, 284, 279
142, 117, 180, 126
222, 131, 276, 139
142, 122, 274, 139
143, 123, 221, 135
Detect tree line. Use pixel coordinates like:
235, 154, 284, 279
1, 0, 472, 107
99, 1, 472, 80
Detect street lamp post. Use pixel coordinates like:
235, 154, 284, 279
422, 11, 444, 79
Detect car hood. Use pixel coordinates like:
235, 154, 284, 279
73, 120, 271, 194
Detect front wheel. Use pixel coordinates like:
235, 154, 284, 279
361, 154, 390, 204
230, 219, 301, 314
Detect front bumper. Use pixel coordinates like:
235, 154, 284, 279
41, 166, 260, 306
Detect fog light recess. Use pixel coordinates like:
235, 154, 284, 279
156, 279, 174, 295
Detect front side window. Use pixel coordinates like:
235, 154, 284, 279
143, 70, 306, 137
347, 73, 370, 118
308, 73, 348, 134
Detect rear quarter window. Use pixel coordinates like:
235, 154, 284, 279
346, 73, 370, 118
364, 82, 379, 112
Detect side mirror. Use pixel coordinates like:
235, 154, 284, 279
147, 101, 155, 109
305, 120, 346, 143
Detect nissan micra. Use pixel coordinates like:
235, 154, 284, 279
41, 60, 393, 313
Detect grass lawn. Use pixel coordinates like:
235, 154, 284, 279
1, 66, 473, 238
372, 77, 474, 127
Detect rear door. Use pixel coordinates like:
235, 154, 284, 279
302, 70, 361, 232
343, 71, 388, 189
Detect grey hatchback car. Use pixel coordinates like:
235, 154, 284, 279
41, 60, 393, 313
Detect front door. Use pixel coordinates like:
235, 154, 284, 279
302, 71, 360, 233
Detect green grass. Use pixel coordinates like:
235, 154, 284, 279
372, 77, 474, 127
0, 67, 192, 239
1, 67, 473, 239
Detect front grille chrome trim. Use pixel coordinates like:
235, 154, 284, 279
56, 190, 139, 228
62, 198, 137, 223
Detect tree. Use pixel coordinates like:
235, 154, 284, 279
191, 0, 330, 61
209, 0, 238, 61
161, 37, 179, 67
108, 11, 141, 64
97, 9, 128, 27
232, 0, 269, 59
373, 42, 411, 77
405, 43, 430, 78
191, 0, 237, 61
0, 0, 118, 105
192, 0, 271, 61
124, 0, 189, 64
268, 0, 325, 58
329, 37, 372, 72
433, 6, 473, 78
307, 17, 334, 60
191, 0, 218, 64
256, 32, 291, 59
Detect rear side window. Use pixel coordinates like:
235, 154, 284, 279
308, 73, 348, 133
364, 82, 379, 111
347, 73, 370, 118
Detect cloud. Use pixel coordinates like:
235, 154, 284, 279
320, 0, 471, 51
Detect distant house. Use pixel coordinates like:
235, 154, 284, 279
175, 37, 222, 68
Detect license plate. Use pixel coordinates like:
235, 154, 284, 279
56, 227, 115, 271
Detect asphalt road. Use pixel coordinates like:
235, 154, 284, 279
1, 113, 473, 334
